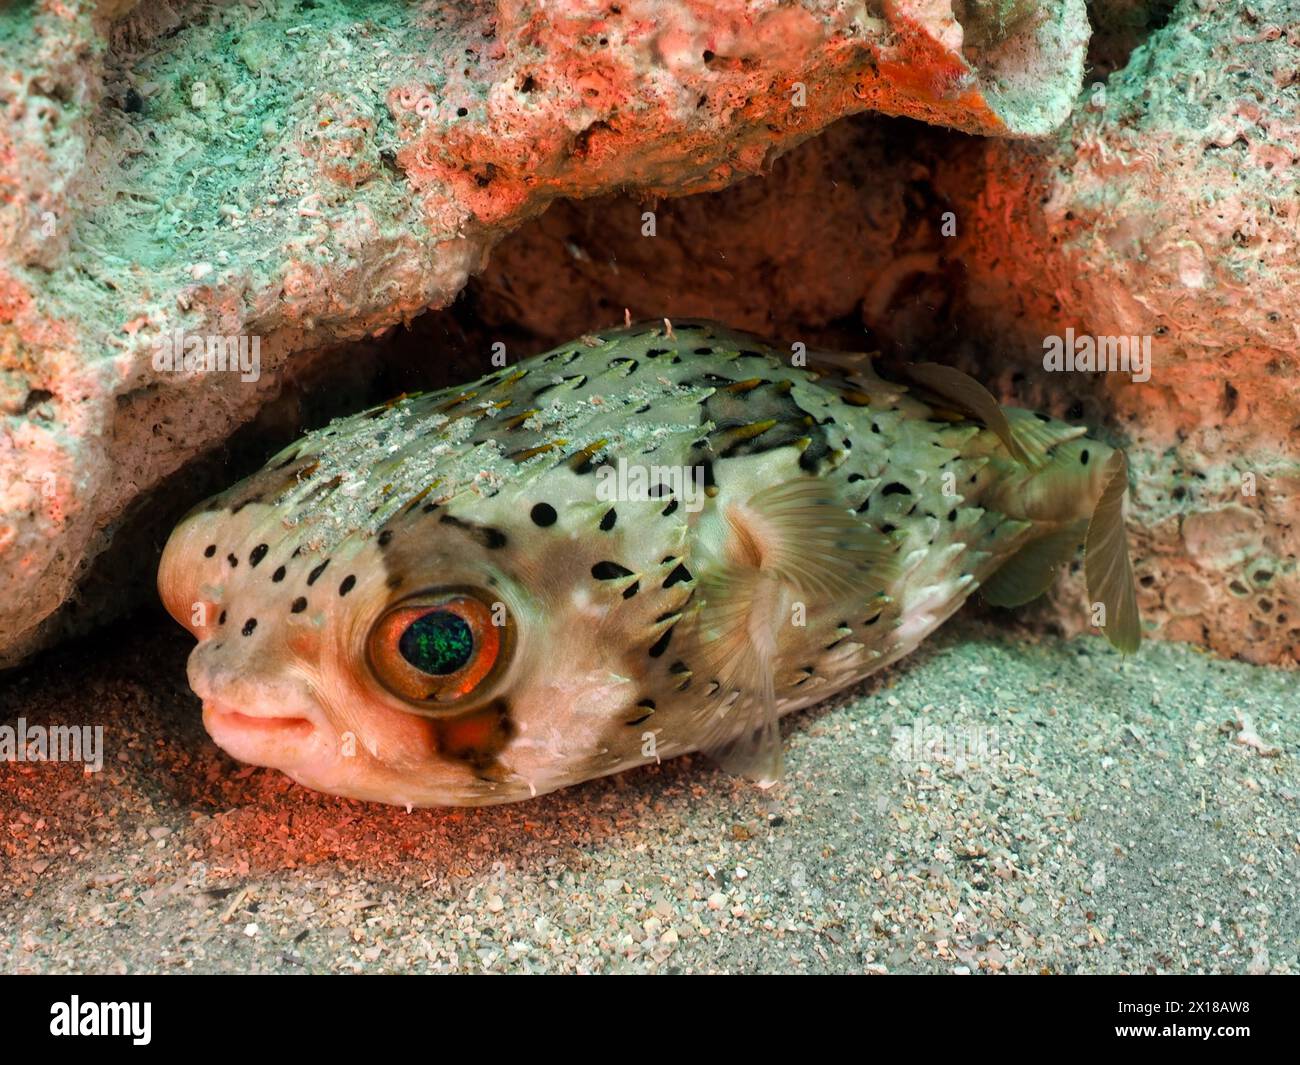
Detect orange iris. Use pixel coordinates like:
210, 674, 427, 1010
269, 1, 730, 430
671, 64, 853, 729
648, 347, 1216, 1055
367, 592, 507, 708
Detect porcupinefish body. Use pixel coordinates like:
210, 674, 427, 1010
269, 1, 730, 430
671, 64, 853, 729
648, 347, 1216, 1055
159, 321, 1139, 807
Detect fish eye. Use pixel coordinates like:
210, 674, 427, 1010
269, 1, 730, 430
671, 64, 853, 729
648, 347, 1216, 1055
367, 591, 510, 708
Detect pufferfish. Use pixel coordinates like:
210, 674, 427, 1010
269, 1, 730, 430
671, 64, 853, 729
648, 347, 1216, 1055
158, 320, 1140, 807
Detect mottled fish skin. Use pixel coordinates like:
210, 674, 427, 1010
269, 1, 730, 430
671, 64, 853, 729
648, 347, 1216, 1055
159, 320, 1128, 807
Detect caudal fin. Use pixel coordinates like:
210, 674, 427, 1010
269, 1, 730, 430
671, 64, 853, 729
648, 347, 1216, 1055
1084, 451, 1141, 654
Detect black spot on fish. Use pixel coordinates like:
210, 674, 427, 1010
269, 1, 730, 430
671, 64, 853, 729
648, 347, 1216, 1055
1034, 411, 1052, 422
648, 626, 674, 658
291, 597, 307, 613
648, 482, 672, 498
339, 575, 356, 596
645, 348, 669, 358
422, 502, 440, 514
634, 404, 651, 414
249, 544, 268, 567
530, 502, 557, 526
599, 508, 617, 531
663, 563, 693, 588
694, 347, 714, 355
378, 530, 394, 547
626, 700, 656, 726
307, 560, 329, 585
272, 565, 286, 582
881, 523, 896, 534
227, 554, 238, 568
592, 561, 634, 580
204, 544, 217, 558
242, 618, 257, 636
439, 514, 507, 549
1080, 449, 1090, 466
882, 482, 912, 496
623, 581, 640, 599
871, 422, 881, 434
847, 473, 864, 483
218, 610, 226, 625
947, 509, 957, 522
662, 499, 679, 516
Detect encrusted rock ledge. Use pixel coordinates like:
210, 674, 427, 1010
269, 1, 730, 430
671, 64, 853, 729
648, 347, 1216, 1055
465, 0, 1300, 665
0, 0, 1088, 665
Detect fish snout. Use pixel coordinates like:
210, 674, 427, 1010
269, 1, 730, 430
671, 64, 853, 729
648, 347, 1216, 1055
191, 665, 332, 771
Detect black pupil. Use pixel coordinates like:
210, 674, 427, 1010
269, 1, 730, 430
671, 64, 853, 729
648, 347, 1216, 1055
398, 611, 474, 675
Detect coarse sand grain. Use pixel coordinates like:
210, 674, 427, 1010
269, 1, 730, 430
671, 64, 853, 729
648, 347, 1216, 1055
1, 613, 1295, 974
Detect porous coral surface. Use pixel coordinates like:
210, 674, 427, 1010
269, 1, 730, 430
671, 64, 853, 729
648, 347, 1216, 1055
0, 0, 1088, 665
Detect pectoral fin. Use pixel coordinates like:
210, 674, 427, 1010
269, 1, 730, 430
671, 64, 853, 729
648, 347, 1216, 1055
1084, 451, 1141, 654
694, 567, 785, 786
981, 521, 1088, 607
743, 479, 897, 600
691, 479, 895, 785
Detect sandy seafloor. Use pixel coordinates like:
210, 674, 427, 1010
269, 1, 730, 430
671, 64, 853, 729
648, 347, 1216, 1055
1, 613, 1295, 974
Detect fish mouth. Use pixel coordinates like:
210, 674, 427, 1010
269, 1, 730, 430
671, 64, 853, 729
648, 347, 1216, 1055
203, 702, 323, 769
212, 710, 315, 736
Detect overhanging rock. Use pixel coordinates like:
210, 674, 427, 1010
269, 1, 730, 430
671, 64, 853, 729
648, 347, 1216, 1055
0, 0, 1088, 666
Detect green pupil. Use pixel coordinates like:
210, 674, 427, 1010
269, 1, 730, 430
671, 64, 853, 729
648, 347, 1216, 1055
398, 611, 474, 675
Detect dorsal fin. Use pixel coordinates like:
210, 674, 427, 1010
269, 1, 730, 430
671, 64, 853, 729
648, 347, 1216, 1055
691, 480, 895, 784
906, 363, 1059, 470
1084, 451, 1141, 654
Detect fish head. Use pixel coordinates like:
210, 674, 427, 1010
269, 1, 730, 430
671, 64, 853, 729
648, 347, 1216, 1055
158, 443, 701, 806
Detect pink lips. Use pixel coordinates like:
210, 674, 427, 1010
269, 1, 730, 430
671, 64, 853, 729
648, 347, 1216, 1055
203, 701, 320, 768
